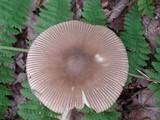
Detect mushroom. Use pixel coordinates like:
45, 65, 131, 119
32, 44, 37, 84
26, 20, 128, 114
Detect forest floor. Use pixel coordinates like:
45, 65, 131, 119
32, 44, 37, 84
5, 0, 160, 120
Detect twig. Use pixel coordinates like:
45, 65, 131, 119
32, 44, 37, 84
128, 71, 158, 84
0, 46, 28, 53
128, 73, 146, 79
137, 69, 158, 84
109, 0, 136, 13
108, 0, 137, 22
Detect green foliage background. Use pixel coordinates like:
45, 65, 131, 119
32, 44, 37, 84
0, 0, 159, 120
0, 0, 31, 119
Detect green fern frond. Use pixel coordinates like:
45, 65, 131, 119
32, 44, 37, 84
120, 4, 150, 74
81, 0, 106, 25
18, 81, 59, 120
147, 82, 160, 110
147, 82, 160, 107
20, 89, 38, 101
34, 0, 73, 33
0, 56, 13, 64
0, 74, 14, 83
137, 0, 154, 17
0, 85, 12, 119
0, 0, 31, 75
145, 37, 160, 108
145, 37, 160, 83
0, 0, 31, 119
0, 85, 11, 96
0, 85, 12, 106
79, 104, 121, 120
18, 101, 59, 120
0, 0, 31, 45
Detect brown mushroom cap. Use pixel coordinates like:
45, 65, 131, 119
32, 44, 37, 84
26, 20, 128, 113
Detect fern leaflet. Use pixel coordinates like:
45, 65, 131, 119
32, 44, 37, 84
18, 82, 59, 120
81, 0, 106, 25
0, 0, 31, 119
120, 4, 150, 75
79, 104, 121, 120
34, 0, 73, 33
145, 37, 160, 82
137, 0, 155, 17
145, 37, 160, 109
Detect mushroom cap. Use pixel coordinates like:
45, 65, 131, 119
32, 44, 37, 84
26, 20, 128, 113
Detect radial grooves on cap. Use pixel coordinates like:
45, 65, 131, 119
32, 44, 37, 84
83, 71, 123, 112
27, 20, 128, 113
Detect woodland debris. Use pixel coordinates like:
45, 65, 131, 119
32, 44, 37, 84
72, 0, 84, 20
27, 25, 38, 41
108, 16, 124, 31
101, 0, 109, 8
155, 0, 160, 5
71, 109, 83, 120
15, 73, 27, 84
8, 82, 26, 119
108, 0, 129, 22
129, 90, 160, 120
142, 16, 160, 52
16, 53, 25, 70
31, 0, 48, 11
136, 79, 149, 88
155, 5, 160, 18
25, 0, 41, 42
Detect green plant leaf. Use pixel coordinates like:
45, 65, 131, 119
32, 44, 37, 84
33, 0, 73, 33
137, 0, 154, 17
120, 4, 150, 75
0, 0, 31, 118
81, 0, 106, 25
18, 81, 59, 120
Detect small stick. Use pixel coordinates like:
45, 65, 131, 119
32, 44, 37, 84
0, 46, 28, 53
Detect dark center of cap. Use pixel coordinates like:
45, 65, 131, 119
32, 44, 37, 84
66, 54, 89, 75
63, 47, 96, 83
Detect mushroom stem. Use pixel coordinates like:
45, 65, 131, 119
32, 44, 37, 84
61, 110, 72, 120
0, 46, 28, 53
